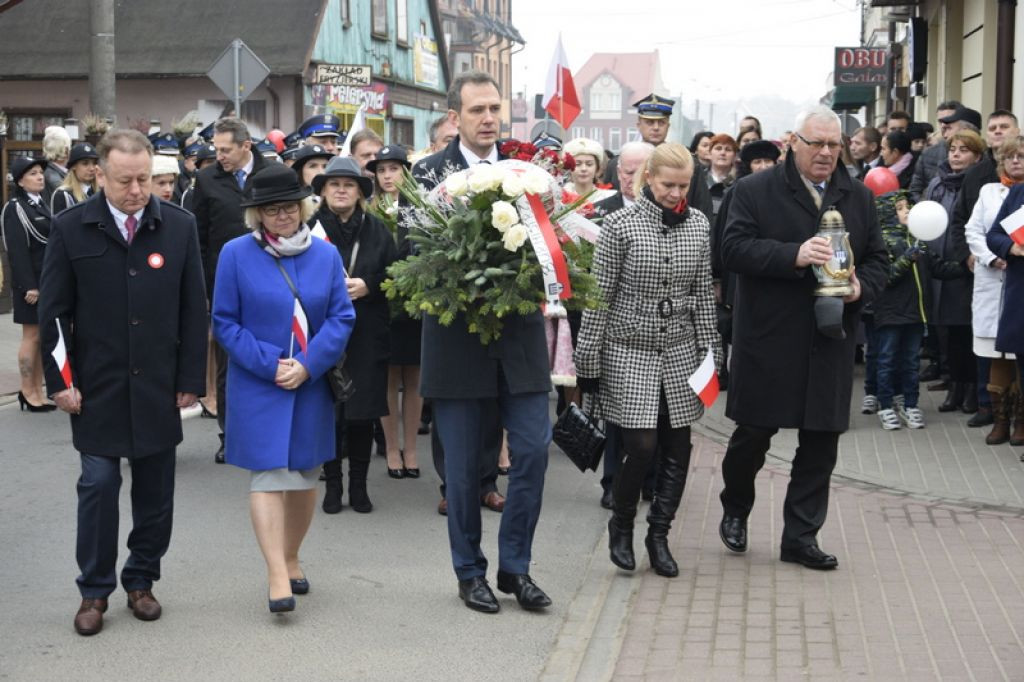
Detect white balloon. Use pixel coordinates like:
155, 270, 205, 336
907, 200, 948, 241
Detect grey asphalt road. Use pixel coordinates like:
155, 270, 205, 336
0, 403, 611, 681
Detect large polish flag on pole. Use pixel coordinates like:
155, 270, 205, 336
542, 34, 581, 131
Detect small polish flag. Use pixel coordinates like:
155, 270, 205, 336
310, 220, 330, 243
687, 349, 719, 407
52, 320, 73, 389
291, 299, 309, 356
1000, 205, 1024, 246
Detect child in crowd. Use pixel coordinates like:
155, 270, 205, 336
869, 191, 965, 430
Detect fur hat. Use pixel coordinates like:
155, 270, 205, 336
151, 155, 180, 177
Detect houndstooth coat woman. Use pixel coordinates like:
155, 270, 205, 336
574, 192, 721, 430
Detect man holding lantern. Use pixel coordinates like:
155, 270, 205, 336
717, 106, 887, 570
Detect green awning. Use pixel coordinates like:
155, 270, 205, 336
829, 86, 875, 110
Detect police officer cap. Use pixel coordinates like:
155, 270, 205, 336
299, 113, 342, 139
149, 132, 181, 156
292, 144, 335, 174
196, 144, 218, 163
532, 132, 562, 150
633, 94, 675, 119
183, 141, 206, 159
197, 122, 216, 142
10, 156, 47, 185
68, 142, 99, 168
279, 144, 302, 162
283, 131, 303, 148
253, 138, 279, 156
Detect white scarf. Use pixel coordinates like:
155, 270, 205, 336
253, 223, 313, 258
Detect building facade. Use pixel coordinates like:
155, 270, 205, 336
826, 0, 1023, 129
437, 0, 524, 136
569, 52, 666, 153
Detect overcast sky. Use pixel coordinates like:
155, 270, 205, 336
510, 0, 862, 107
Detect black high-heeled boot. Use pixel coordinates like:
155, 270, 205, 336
608, 450, 650, 571
938, 382, 964, 412
645, 442, 691, 578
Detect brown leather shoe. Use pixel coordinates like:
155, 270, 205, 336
437, 498, 448, 516
74, 598, 108, 636
481, 491, 506, 512
126, 589, 162, 621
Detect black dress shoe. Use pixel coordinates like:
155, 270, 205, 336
719, 515, 747, 553
290, 577, 310, 595
780, 544, 838, 570
600, 489, 614, 510
919, 363, 941, 382
214, 433, 226, 464
404, 467, 420, 478
387, 467, 405, 479
458, 576, 499, 613
496, 571, 551, 610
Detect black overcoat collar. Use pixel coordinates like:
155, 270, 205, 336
781, 151, 854, 220
81, 190, 165, 246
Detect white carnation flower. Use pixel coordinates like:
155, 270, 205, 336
491, 201, 519, 233
445, 171, 469, 196
501, 171, 525, 198
502, 223, 529, 251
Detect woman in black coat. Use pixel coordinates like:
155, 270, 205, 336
1, 157, 56, 411
311, 156, 398, 514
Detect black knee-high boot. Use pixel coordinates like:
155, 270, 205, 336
608, 450, 652, 571
645, 440, 691, 577
322, 456, 344, 514
347, 446, 373, 513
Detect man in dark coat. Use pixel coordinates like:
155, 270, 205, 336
602, 94, 713, 219
413, 70, 553, 614
413, 91, 510, 519
717, 107, 888, 570
38, 130, 208, 636
188, 117, 269, 462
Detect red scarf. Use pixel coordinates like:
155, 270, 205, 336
1001, 174, 1021, 188
672, 198, 688, 214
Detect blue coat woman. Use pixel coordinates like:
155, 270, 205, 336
213, 209, 355, 472
987, 183, 1024, 355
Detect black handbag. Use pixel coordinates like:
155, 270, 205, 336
552, 397, 606, 473
274, 259, 355, 404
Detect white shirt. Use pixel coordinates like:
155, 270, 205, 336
27, 192, 43, 205
106, 200, 145, 241
241, 153, 255, 177
459, 141, 498, 166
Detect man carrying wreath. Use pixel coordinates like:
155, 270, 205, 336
412, 70, 554, 614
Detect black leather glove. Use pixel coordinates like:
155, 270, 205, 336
577, 376, 600, 394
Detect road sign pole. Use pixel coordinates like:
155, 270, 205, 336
232, 39, 242, 118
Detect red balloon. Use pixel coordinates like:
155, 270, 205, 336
266, 129, 286, 153
863, 167, 899, 196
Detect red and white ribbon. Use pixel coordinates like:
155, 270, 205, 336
519, 192, 572, 313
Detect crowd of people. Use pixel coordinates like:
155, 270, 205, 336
3, 68, 1022, 636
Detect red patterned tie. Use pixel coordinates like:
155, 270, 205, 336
125, 215, 137, 244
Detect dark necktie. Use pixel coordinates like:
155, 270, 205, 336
125, 215, 137, 243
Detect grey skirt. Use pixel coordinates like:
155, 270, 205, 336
250, 467, 320, 492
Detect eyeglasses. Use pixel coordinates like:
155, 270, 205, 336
795, 133, 842, 153
1004, 154, 1024, 163
259, 203, 301, 217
